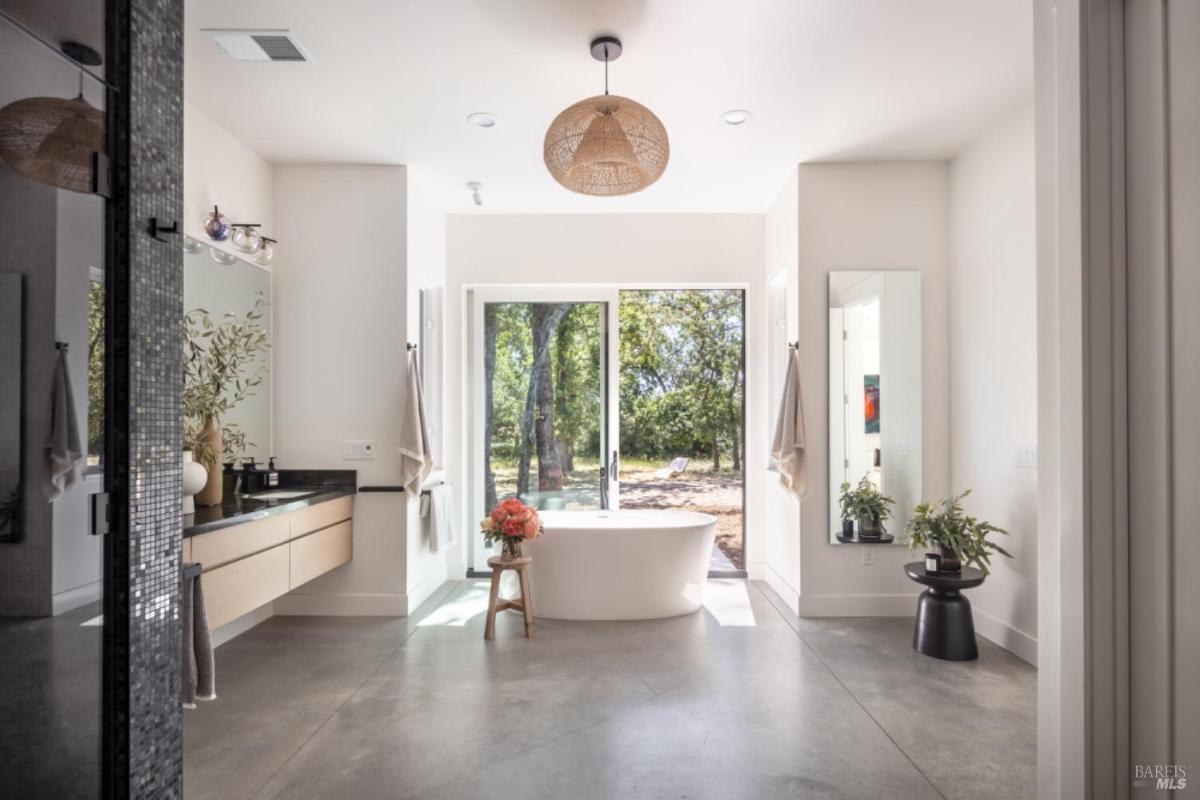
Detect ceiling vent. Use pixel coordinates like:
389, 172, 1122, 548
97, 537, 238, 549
204, 29, 310, 62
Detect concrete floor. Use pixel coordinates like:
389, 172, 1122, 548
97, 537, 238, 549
183, 580, 1035, 800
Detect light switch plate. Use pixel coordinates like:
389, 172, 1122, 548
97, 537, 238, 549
1016, 446, 1038, 469
342, 440, 375, 460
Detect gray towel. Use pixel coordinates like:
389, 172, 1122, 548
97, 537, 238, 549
42, 346, 82, 500
182, 565, 216, 708
423, 482, 454, 553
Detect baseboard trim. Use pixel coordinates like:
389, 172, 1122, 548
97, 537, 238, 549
763, 564, 800, 615
796, 593, 918, 617
406, 567, 448, 615
273, 591, 408, 617
52, 581, 102, 616
212, 602, 273, 648
973, 608, 1038, 665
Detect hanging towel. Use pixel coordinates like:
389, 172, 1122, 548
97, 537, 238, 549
423, 481, 455, 553
770, 348, 810, 498
43, 345, 83, 500
181, 563, 216, 708
398, 349, 434, 495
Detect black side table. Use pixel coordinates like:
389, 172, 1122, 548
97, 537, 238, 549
904, 562, 985, 661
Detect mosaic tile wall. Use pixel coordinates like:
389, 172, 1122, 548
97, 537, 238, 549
104, 0, 185, 795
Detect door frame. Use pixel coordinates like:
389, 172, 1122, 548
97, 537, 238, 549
467, 285, 620, 573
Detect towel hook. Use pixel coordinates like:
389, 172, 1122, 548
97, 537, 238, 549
55, 341, 69, 350
787, 341, 799, 350
406, 342, 419, 351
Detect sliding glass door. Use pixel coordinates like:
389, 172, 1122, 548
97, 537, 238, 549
470, 288, 618, 572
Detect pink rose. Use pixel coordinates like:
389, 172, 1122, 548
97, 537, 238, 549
522, 517, 540, 538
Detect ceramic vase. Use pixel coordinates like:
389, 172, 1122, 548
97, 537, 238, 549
181, 451, 207, 515
193, 418, 224, 507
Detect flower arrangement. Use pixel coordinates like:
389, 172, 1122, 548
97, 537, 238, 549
480, 498, 543, 560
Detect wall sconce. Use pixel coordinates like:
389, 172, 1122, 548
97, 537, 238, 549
252, 237, 276, 266
231, 224, 262, 254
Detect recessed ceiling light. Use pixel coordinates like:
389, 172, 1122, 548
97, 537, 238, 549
467, 112, 498, 128
720, 109, 752, 126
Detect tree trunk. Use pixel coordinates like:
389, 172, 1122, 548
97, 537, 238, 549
731, 427, 741, 472
516, 372, 536, 499
484, 305, 498, 510
533, 304, 569, 491
711, 432, 720, 472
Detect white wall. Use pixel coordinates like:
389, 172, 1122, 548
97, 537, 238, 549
51, 190, 105, 614
444, 213, 767, 579
404, 169, 449, 612
271, 165, 410, 616
183, 102, 275, 260
794, 162, 951, 615
949, 105, 1038, 664
763, 171, 802, 610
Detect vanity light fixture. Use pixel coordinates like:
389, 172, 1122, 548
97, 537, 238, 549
182, 235, 204, 255
467, 112, 498, 128
720, 109, 752, 126
543, 36, 669, 196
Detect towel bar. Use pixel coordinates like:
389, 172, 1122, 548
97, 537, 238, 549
181, 562, 202, 580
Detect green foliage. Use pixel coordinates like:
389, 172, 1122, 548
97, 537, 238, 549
906, 490, 1012, 574
87, 281, 104, 462
618, 290, 744, 468
838, 474, 895, 522
182, 294, 270, 466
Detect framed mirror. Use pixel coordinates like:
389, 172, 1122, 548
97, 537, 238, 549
183, 239, 273, 464
828, 271, 921, 544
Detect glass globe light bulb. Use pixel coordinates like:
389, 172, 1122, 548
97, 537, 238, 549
252, 239, 274, 266
202, 206, 231, 241
231, 225, 262, 254
210, 248, 238, 266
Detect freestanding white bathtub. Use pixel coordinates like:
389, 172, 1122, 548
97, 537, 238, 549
525, 509, 717, 620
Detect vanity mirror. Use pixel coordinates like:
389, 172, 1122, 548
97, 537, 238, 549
183, 239, 272, 464
828, 271, 921, 544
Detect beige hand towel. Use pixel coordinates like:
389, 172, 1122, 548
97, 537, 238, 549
398, 350, 434, 495
43, 346, 82, 500
771, 348, 809, 498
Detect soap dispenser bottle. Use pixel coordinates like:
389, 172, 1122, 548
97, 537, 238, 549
241, 459, 264, 493
266, 457, 279, 488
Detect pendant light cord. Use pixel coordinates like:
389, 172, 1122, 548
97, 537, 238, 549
604, 45, 609, 95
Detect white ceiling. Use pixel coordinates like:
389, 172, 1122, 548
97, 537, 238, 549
184, 0, 1032, 214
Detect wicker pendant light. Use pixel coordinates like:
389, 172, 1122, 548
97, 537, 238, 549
0, 44, 105, 195
0, 94, 105, 194
544, 37, 668, 196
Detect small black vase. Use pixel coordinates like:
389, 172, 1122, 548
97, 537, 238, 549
842, 519, 855, 539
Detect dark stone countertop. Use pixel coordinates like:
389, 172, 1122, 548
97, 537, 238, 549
184, 469, 357, 538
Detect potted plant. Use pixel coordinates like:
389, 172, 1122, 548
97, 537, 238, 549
838, 474, 895, 539
480, 498, 543, 560
906, 490, 1012, 574
182, 295, 269, 506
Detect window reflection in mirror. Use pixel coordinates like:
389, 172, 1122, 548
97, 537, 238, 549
828, 271, 921, 543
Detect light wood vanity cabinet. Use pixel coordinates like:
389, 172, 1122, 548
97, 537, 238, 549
188, 495, 354, 629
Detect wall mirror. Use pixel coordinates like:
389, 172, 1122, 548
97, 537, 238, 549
183, 239, 272, 463
828, 271, 921, 544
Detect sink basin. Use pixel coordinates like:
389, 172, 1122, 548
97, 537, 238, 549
247, 490, 314, 501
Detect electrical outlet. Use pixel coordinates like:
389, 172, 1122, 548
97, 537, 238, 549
342, 440, 375, 460
1016, 446, 1038, 469
861, 547, 874, 566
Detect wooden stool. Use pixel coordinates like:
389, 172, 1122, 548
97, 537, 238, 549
485, 555, 533, 639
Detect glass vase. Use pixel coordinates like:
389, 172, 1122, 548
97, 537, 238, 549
501, 538, 522, 561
